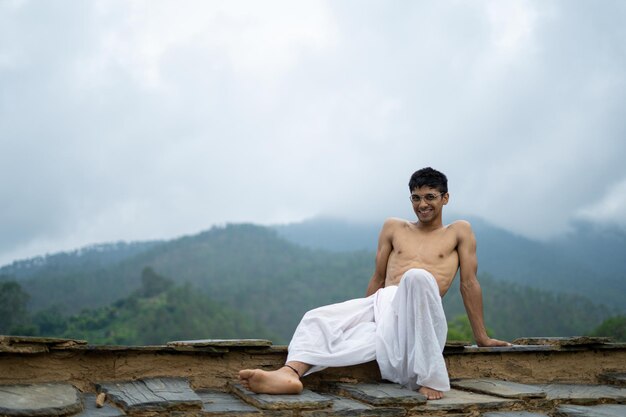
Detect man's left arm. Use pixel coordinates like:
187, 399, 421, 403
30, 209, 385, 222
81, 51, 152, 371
456, 221, 511, 347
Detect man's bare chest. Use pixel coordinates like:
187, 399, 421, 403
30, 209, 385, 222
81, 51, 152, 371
391, 229, 458, 264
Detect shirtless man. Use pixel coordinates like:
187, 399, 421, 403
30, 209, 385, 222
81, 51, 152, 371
239, 167, 510, 399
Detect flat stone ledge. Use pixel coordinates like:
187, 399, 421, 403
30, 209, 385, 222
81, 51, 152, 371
411, 388, 520, 413
0, 382, 83, 416
196, 390, 261, 415
302, 394, 406, 417
167, 339, 273, 349
75, 394, 125, 417
70, 344, 229, 354
599, 372, 626, 387
332, 382, 426, 406
513, 337, 613, 347
462, 344, 560, 353
0, 335, 87, 354
556, 403, 626, 416
540, 383, 626, 403
230, 383, 332, 410
444, 341, 471, 353
451, 378, 546, 399
97, 377, 202, 412
483, 412, 549, 417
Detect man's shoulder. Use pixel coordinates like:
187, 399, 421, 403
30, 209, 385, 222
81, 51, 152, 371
448, 219, 472, 229
382, 217, 411, 228
379, 217, 410, 236
447, 220, 475, 239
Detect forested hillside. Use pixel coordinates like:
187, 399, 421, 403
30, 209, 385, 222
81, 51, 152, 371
274, 217, 626, 309
0, 222, 619, 344
3, 267, 276, 344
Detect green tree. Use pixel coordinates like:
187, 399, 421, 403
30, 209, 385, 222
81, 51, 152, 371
591, 315, 626, 342
138, 267, 173, 297
0, 281, 30, 333
32, 305, 69, 336
447, 315, 474, 342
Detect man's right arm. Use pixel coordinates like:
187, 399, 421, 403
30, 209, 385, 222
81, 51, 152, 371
365, 219, 395, 296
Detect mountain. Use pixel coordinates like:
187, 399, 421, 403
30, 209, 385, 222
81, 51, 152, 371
0, 222, 616, 344
0, 240, 160, 280
274, 217, 626, 310
18, 267, 277, 344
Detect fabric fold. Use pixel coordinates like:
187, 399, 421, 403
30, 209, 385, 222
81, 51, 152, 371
286, 268, 449, 391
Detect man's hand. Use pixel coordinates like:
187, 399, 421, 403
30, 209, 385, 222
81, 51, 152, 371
476, 337, 512, 347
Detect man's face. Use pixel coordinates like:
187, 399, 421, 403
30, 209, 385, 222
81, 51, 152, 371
410, 186, 449, 223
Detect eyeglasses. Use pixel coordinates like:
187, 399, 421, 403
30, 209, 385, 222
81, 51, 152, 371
410, 192, 445, 203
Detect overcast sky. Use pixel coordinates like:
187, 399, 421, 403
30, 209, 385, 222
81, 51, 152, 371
1, 0, 625, 265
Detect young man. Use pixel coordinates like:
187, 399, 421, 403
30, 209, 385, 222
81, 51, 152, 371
239, 167, 510, 399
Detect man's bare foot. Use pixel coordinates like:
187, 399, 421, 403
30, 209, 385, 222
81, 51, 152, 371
418, 386, 444, 400
238, 367, 303, 394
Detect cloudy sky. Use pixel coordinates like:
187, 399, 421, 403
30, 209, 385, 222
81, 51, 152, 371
1, 0, 625, 265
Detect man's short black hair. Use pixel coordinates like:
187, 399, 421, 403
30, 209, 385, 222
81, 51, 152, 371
408, 167, 448, 194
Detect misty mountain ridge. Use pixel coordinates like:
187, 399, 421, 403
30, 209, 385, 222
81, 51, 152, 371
1, 240, 161, 280
1, 221, 618, 343
274, 216, 626, 309
2, 216, 624, 311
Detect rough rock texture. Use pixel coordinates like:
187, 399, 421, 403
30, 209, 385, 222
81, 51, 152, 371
451, 378, 546, 399
332, 383, 426, 406
301, 394, 405, 417
96, 378, 202, 413
410, 388, 520, 413
599, 372, 626, 386
75, 394, 125, 417
512, 337, 612, 347
556, 403, 626, 416
0, 336, 86, 354
230, 383, 332, 410
196, 390, 261, 415
1, 337, 625, 416
483, 412, 549, 417
0, 383, 83, 417
167, 339, 272, 348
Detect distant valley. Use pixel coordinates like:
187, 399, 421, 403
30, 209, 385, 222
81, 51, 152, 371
0, 217, 623, 344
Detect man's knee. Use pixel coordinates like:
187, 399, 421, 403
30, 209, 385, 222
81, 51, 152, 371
401, 268, 432, 288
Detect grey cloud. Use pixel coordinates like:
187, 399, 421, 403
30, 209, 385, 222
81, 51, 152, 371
1, 0, 625, 265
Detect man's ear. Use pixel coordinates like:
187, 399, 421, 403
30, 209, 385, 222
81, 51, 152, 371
442, 193, 449, 205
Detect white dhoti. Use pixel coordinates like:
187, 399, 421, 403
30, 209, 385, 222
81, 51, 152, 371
286, 268, 450, 391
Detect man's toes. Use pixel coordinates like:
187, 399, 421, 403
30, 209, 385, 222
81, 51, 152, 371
239, 369, 254, 380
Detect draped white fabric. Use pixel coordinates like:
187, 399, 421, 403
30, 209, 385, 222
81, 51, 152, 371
286, 268, 449, 391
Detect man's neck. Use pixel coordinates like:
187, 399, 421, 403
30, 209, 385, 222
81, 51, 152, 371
415, 219, 444, 232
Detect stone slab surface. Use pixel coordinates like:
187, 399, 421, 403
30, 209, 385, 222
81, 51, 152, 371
513, 337, 612, 347
411, 388, 520, 413
76, 394, 125, 417
230, 383, 332, 410
167, 338, 272, 347
0, 336, 86, 354
196, 390, 261, 415
0, 382, 83, 417
444, 341, 471, 352
482, 412, 549, 417
599, 372, 626, 387
463, 345, 559, 353
302, 394, 406, 417
97, 377, 202, 412
540, 384, 626, 403
333, 382, 426, 405
451, 378, 546, 399
556, 403, 626, 416
0, 335, 87, 346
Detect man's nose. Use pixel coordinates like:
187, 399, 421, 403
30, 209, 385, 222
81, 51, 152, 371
418, 199, 430, 208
